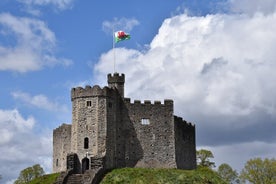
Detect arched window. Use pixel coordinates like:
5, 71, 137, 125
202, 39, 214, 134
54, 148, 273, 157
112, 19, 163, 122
84, 137, 89, 149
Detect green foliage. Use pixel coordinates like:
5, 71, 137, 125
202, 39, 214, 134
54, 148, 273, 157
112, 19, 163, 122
14, 164, 45, 184
197, 149, 215, 168
26, 173, 60, 184
101, 167, 227, 184
240, 158, 276, 184
217, 163, 239, 184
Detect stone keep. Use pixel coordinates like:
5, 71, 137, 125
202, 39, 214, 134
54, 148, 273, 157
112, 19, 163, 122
53, 73, 196, 173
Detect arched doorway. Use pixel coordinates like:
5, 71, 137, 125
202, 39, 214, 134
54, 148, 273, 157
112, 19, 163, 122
82, 157, 89, 173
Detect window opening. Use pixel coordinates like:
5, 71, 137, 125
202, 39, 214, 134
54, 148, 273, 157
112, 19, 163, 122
84, 137, 89, 149
141, 118, 150, 125
87, 101, 92, 107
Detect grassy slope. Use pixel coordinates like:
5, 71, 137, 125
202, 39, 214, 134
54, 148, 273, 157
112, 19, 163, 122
101, 167, 227, 184
27, 167, 226, 184
26, 173, 60, 184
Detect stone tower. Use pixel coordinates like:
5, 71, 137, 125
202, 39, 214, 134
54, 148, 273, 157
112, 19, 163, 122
70, 84, 118, 173
107, 73, 125, 97
53, 73, 196, 176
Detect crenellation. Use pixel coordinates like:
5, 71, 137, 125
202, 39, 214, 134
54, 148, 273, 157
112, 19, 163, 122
54, 123, 70, 133
144, 100, 151, 104
107, 73, 125, 83
124, 98, 131, 103
174, 116, 196, 128
175, 116, 183, 122
125, 99, 174, 106
154, 101, 161, 105
164, 99, 173, 106
71, 85, 113, 100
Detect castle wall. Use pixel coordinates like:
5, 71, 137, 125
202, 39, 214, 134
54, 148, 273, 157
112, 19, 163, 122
109, 98, 143, 168
122, 99, 177, 168
53, 124, 71, 173
174, 116, 196, 169
105, 92, 120, 169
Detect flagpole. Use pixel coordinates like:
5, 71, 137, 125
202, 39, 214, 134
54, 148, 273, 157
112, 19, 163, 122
113, 26, 116, 73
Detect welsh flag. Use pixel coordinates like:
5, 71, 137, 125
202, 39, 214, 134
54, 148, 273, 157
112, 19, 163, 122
114, 31, 131, 43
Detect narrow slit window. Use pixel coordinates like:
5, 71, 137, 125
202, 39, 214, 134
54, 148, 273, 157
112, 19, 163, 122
141, 118, 150, 125
56, 159, 58, 167
84, 137, 89, 149
87, 101, 92, 107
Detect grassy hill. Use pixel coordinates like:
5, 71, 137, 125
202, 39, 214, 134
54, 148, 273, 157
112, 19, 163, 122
101, 167, 226, 184
26, 173, 60, 184
26, 167, 226, 184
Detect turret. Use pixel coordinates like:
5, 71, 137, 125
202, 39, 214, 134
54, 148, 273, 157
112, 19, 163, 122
107, 73, 125, 97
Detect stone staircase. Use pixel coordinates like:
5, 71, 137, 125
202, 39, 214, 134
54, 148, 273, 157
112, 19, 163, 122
54, 168, 106, 184
54, 165, 106, 184
66, 174, 83, 184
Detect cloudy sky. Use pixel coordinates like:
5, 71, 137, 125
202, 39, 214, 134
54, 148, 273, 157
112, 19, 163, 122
1, 0, 276, 183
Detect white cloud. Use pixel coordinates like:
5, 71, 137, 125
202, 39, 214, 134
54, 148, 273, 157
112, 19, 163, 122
12, 91, 68, 112
102, 17, 140, 35
0, 13, 72, 73
0, 109, 52, 183
96, 13, 276, 117
0, 109, 34, 134
229, 0, 276, 15
94, 11, 276, 170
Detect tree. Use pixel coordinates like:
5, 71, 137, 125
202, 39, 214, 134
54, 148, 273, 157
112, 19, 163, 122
217, 163, 239, 184
240, 157, 276, 184
196, 149, 215, 168
14, 164, 45, 184
32, 164, 44, 178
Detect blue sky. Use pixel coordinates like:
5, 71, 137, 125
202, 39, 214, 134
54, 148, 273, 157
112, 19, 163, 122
1, 0, 276, 183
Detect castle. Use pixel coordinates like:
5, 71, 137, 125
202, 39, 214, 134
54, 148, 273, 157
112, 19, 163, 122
53, 73, 196, 176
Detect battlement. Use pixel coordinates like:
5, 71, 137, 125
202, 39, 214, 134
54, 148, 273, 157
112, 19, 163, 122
54, 123, 71, 132
124, 98, 173, 107
71, 85, 113, 101
174, 116, 195, 127
107, 73, 125, 84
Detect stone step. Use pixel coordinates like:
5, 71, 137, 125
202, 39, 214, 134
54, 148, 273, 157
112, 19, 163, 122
54, 171, 67, 184
66, 174, 83, 184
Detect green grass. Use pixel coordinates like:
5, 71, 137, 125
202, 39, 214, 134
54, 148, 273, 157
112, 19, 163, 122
100, 167, 227, 184
26, 173, 60, 184
25, 167, 226, 184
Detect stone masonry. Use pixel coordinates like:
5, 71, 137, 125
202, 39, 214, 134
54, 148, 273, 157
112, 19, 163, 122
53, 73, 196, 176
